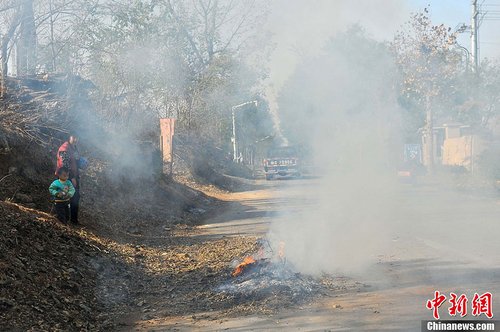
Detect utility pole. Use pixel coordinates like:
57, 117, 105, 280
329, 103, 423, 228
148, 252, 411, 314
471, 0, 479, 73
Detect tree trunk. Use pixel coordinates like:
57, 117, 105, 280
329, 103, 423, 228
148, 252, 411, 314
424, 95, 434, 173
1, 8, 22, 97
49, 0, 57, 72
17, 0, 37, 76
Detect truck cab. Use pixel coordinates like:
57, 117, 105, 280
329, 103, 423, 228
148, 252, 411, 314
263, 146, 301, 180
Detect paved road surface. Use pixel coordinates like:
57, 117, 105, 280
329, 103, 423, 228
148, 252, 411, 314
138, 178, 500, 331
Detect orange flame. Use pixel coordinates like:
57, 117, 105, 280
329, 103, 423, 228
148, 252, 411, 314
232, 256, 256, 277
278, 241, 286, 260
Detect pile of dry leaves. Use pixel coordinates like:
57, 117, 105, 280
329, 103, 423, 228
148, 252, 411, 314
0, 201, 117, 330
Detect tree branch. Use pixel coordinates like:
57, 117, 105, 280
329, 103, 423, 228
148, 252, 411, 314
166, 0, 205, 67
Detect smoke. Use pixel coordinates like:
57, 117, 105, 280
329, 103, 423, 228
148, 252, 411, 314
72, 36, 193, 182
263, 0, 409, 145
264, 1, 500, 279
264, 1, 412, 276
58, 2, 209, 183
263, 85, 288, 146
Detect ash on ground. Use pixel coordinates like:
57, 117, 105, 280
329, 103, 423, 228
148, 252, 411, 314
216, 246, 365, 313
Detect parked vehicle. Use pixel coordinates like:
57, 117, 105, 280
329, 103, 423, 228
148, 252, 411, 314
263, 146, 301, 180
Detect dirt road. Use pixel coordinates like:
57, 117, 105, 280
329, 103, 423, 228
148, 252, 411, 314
129, 178, 500, 331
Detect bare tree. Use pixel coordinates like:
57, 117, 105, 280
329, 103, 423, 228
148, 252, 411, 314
1, 0, 271, 150
1, 1, 21, 96
34, 0, 98, 73
392, 8, 462, 169
16, 0, 37, 75
164, 0, 262, 69
159, 0, 267, 138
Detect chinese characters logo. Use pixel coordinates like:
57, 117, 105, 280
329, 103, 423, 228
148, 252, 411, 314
426, 291, 493, 319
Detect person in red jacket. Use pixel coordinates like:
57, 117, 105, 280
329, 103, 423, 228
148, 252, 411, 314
56, 134, 81, 224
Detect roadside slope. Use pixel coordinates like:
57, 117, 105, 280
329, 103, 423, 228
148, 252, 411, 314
0, 201, 114, 330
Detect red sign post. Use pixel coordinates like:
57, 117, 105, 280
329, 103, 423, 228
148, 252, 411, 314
160, 118, 175, 175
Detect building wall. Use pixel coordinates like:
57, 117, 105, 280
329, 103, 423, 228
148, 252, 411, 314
441, 135, 485, 171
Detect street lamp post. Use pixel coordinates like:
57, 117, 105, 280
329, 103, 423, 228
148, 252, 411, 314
455, 42, 471, 73
231, 100, 257, 162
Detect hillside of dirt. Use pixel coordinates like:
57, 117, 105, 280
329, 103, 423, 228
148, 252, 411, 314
0, 201, 114, 330
0, 75, 251, 234
0, 75, 268, 330
0, 90, 355, 330
0, 198, 262, 331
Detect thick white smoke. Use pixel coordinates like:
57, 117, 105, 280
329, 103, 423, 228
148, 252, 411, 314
263, 0, 409, 144
264, 1, 411, 275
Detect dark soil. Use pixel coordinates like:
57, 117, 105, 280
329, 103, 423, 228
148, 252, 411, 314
0, 201, 115, 331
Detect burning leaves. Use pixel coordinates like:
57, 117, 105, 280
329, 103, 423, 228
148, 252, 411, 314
231, 241, 273, 277
278, 240, 286, 262
231, 240, 287, 278
232, 256, 258, 277
223, 258, 360, 314
221, 239, 359, 313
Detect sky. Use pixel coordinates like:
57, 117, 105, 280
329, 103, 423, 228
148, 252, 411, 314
410, 0, 500, 61
266, 0, 500, 94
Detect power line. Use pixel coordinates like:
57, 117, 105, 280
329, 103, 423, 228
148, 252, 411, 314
479, 0, 500, 20
454, 1, 500, 70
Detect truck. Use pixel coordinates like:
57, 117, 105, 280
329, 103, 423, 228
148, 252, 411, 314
263, 146, 301, 180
